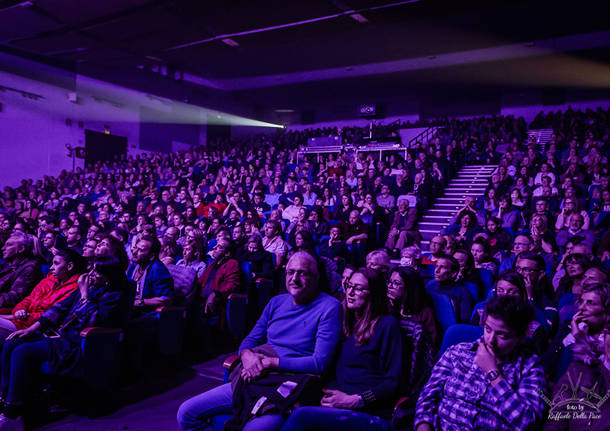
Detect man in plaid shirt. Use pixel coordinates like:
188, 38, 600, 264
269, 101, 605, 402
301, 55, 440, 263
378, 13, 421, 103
415, 295, 546, 431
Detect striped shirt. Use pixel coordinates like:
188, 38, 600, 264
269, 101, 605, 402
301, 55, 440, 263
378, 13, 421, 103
415, 338, 546, 431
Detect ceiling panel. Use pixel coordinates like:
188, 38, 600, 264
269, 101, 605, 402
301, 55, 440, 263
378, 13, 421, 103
10, 31, 95, 54
0, 6, 60, 42
34, 0, 154, 25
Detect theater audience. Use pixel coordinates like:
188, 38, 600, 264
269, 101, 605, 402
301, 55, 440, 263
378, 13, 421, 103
0, 108, 605, 429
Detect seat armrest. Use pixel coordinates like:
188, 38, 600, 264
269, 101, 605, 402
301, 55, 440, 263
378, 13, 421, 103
80, 327, 122, 338
394, 396, 410, 410
155, 305, 186, 313
223, 354, 240, 370
228, 293, 249, 301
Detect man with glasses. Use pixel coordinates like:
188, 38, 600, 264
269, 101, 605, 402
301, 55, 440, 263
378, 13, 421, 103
556, 213, 596, 253
177, 252, 341, 430
514, 251, 557, 333
422, 235, 446, 265
498, 234, 533, 274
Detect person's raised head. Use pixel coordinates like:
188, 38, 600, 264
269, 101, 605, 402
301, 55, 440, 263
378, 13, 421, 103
495, 270, 526, 300
483, 295, 533, 358
52, 248, 87, 282
387, 266, 427, 315
577, 283, 610, 335
366, 249, 391, 274
344, 267, 389, 346
210, 238, 233, 261
133, 234, 160, 266
429, 235, 446, 255
512, 234, 532, 255
2, 230, 34, 260
285, 251, 320, 306
434, 255, 459, 283
90, 255, 128, 290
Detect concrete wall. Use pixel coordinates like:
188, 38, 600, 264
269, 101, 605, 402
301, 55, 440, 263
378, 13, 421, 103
0, 70, 84, 187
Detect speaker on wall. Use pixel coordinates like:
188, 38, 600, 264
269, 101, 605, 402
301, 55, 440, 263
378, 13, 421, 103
301, 110, 315, 125
542, 88, 566, 106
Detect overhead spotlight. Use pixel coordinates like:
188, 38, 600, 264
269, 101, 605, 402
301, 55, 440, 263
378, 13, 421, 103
221, 38, 239, 47
151, 65, 159, 73
173, 70, 183, 80
160, 65, 168, 76
136, 65, 145, 70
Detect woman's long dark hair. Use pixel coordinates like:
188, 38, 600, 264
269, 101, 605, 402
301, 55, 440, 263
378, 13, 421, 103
343, 267, 389, 346
92, 255, 129, 291
389, 267, 433, 316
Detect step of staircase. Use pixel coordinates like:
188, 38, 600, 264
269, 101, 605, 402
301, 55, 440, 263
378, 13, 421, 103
418, 164, 497, 251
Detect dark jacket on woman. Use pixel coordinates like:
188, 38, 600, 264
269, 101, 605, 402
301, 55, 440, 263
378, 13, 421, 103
37, 284, 130, 376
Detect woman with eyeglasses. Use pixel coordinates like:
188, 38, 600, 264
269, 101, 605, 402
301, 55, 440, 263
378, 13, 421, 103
556, 253, 592, 300
278, 267, 404, 431
0, 256, 130, 428
387, 267, 438, 346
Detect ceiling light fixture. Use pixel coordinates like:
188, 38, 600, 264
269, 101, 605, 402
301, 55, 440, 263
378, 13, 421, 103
221, 38, 239, 47
166, 0, 420, 51
349, 13, 368, 23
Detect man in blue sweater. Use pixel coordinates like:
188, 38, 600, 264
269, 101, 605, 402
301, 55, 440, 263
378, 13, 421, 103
177, 251, 342, 431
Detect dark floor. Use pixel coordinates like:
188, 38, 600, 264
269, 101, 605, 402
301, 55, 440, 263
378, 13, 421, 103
32, 354, 231, 431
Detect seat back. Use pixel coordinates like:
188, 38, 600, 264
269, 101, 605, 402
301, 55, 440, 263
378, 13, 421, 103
430, 292, 457, 333
477, 268, 493, 299
226, 294, 249, 341
440, 324, 483, 355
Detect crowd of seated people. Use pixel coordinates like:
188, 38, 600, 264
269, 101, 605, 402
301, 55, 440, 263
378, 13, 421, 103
0, 108, 607, 430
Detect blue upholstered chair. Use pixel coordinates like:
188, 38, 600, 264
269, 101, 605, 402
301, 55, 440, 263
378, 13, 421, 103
440, 324, 484, 355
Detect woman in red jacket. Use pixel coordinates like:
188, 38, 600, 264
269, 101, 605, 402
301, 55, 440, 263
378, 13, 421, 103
0, 249, 86, 340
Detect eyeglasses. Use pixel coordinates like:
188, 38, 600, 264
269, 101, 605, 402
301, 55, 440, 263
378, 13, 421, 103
345, 283, 369, 294
516, 266, 537, 273
387, 279, 404, 287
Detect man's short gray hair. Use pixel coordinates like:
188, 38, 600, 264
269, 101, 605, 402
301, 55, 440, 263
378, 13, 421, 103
10, 230, 34, 255
287, 251, 319, 279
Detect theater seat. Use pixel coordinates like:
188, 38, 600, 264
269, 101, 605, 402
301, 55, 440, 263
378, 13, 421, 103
40, 327, 123, 392
440, 324, 484, 355
226, 294, 249, 342
155, 305, 187, 357
429, 293, 457, 334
